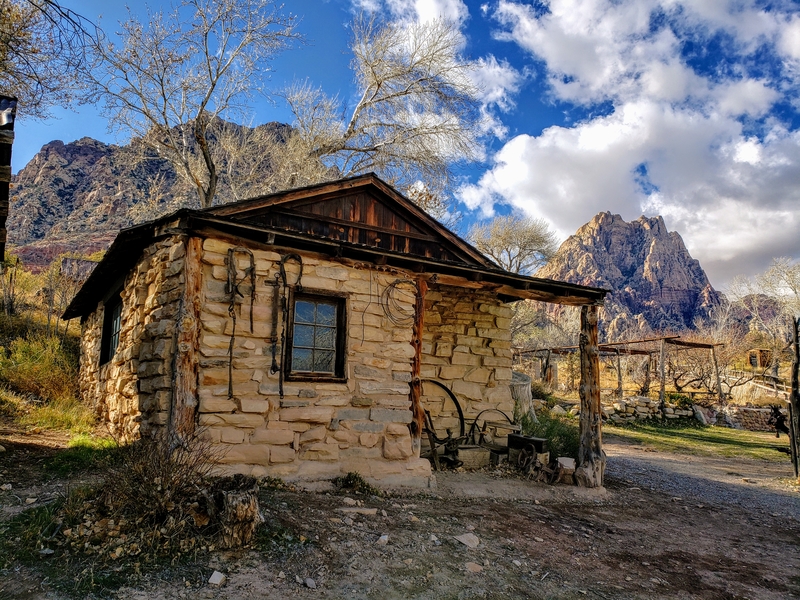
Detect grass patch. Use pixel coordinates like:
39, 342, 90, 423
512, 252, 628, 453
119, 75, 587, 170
45, 435, 118, 476
605, 420, 792, 462
0, 387, 95, 434
0, 335, 78, 402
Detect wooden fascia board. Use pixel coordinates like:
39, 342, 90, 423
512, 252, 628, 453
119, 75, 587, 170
204, 173, 497, 270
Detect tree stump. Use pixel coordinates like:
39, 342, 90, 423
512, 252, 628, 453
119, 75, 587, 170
511, 371, 537, 423
210, 475, 262, 548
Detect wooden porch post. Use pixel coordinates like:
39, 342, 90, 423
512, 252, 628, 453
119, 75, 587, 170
711, 346, 724, 405
170, 236, 202, 437
409, 277, 428, 456
790, 317, 800, 480
615, 348, 623, 398
659, 339, 666, 412
576, 305, 605, 488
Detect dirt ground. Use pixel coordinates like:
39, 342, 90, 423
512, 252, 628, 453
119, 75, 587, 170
0, 429, 798, 600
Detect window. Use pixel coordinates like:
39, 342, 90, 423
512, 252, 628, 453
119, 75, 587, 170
100, 293, 123, 364
286, 293, 346, 380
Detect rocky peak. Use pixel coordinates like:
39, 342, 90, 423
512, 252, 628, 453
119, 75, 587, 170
536, 212, 722, 338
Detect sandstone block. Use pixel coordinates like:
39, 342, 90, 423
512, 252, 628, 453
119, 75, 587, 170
370, 408, 412, 423
199, 397, 237, 413
217, 413, 265, 428
452, 380, 483, 401
240, 398, 270, 413
280, 407, 335, 423
300, 426, 327, 444
382, 436, 412, 460
452, 352, 482, 366
385, 422, 409, 437
269, 446, 296, 464
359, 381, 409, 396
464, 367, 491, 384
438, 365, 468, 380
251, 429, 294, 445
220, 427, 245, 444
219, 443, 269, 465
336, 408, 371, 421
301, 443, 339, 461
360, 433, 380, 448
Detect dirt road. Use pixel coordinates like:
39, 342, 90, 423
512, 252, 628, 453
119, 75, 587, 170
1, 435, 799, 599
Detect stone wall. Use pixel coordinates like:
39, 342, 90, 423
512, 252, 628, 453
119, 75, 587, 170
420, 285, 515, 433
79, 236, 185, 439
195, 237, 431, 487
602, 396, 694, 422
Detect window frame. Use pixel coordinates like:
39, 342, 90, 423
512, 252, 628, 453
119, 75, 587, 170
285, 290, 347, 383
100, 291, 123, 365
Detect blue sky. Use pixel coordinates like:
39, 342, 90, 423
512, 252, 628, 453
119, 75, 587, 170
13, 0, 800, 288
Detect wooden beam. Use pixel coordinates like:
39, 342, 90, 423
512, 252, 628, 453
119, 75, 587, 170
664, 338, 724, 349
576, 305, 605, 488
408, 277, 427, 456
170, 236, 202, 437
659, 339, 666, 412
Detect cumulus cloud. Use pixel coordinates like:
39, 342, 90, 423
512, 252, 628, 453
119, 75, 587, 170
459, 0, 800, 286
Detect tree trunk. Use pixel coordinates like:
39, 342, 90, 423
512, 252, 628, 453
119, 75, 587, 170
711, 346, 724, 405
210, 475, 262, 549
659, 339, 666, 412
575, 305, 605, 488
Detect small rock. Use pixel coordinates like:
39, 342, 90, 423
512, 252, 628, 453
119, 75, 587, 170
337, 507, 377, 515
465, 562, 483, 573
0, 444, 6, 453
38, 548, 54, 556
512, 560, 522, 567
305, 578, 316, 589
376, 534, 389, 546
277, 571, 285, 579
208, 571, 226, 586
403, 558, 413, 565
409, 515, 419, 523
534, 500, 540, 505
25, 498, 37, 505
0, 484, 11, 491
454, 533, 480, 548
534, 537, 544, 543
429, 534, 438, 542
466, 524, 475, 531
381, 509, 387, 517
343, 517, 354, 526
342, 497, 357, 506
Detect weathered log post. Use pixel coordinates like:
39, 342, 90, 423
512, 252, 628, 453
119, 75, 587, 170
0, 96, 16, 261
170, 236, 203, 437
575, 305, 605, 488
790, 317, 800, 480
615, 348, 623, 398
659, 338, 666, 413
409, 277, 427, 456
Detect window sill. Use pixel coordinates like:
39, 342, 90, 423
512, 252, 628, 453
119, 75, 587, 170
285, 374, 347, 384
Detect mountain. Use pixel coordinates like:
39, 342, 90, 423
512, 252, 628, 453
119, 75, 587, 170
535, 212, 723, 338
8, 121, 296, 269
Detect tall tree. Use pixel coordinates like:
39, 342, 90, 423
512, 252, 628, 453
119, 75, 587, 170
283, 16, 483, 199
467, 214, 559, 275
0, 0, 95, 117
84, 0, 299, 209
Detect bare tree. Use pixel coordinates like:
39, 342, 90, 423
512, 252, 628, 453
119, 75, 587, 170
467, 214, 559, 274
0, 0, 95, 117
283, 16, 483, 198
84, 0, 300, 208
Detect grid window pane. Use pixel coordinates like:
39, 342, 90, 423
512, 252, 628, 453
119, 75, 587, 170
291, 297, 340, 376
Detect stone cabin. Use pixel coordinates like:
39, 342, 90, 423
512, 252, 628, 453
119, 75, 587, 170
64, 174, 607, 488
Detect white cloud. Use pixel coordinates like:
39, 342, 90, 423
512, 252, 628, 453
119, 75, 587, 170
460, 0, 800, 285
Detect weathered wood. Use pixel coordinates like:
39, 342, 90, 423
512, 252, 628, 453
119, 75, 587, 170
210, 475, 263, 549
711, 345, 724, 405
409, 277, 427, 455
511, 370, 537, 423
659, 339, 666, 412
170, 236, 202, 437
642, 355, 651, 395
615, 349, 623, 398
790, 317, 800, 480
575, 305, 605, 488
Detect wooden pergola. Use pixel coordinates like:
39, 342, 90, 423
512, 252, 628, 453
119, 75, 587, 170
518, 334, 726, 408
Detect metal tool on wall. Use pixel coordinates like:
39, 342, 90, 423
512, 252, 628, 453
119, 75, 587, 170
270, 253, 303, 399
225, 247, 255, 400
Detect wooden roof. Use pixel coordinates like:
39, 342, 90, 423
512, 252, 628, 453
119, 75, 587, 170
64, 175, 608, 319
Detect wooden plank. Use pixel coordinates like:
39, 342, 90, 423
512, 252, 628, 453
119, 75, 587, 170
170, 236, 202, 437
576, 305, 605, 488
665, 338, 724, 349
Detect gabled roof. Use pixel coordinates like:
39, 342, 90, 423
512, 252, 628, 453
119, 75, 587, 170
64, 175, 608, 319
204, 173, 496, 269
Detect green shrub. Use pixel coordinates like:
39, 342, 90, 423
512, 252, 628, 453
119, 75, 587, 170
530, 380, 552, 400
519, 411, 580, 460
666, 392, 693, 409
0, 335, 78, 402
